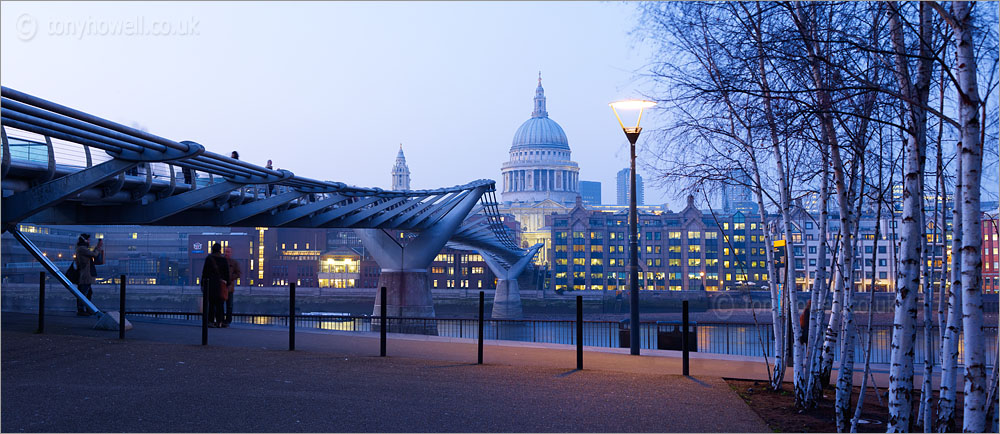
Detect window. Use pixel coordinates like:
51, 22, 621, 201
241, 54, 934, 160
688, 231, 701, 239
669, 259, 681, 267
669, 231, 681, 239
705, 232, 718, 239
689, 244, 701, 253
573, 258, 586, 265
688, 258, 701, 266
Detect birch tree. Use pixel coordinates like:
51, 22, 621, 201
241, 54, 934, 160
927, 2, 989, 430
884, 2, 935, 431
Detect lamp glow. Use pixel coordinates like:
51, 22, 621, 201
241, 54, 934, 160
609, 100, 656, 132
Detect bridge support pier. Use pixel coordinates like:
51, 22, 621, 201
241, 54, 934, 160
356, 184, 488, 332
482, 244, 543, 320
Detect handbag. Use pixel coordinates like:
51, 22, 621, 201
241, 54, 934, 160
93, 249, 104, 266
66, 262, 79, 284
218, 282, 229, 301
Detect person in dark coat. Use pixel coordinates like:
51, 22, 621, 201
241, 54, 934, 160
223, 246, 242, 327
201, 243, 230, 328
74, 233, 103, 315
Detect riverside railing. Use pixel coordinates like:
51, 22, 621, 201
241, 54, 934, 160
124, 310, 997, 367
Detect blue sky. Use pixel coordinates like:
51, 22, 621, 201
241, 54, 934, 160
2, 1, 673, 206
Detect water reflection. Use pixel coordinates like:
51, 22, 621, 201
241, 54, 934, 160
177, 314, 998, 366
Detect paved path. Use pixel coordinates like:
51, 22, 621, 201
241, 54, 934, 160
1, 311, 770, 432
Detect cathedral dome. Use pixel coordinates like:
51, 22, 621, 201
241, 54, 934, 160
511, 117, 569, 151
510, 74, 569, 151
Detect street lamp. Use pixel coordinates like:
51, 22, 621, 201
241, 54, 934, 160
610, 99, 655, 356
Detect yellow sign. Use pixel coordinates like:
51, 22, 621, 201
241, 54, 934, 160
773, 239, 786, 247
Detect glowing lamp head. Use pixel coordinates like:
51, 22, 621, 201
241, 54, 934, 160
609, 99, 656, 142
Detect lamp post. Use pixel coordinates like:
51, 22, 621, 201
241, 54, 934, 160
610, 99, 655, 355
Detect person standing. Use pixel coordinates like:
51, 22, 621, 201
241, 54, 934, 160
200, 243, 230, 328
223, 246, 242, 327
74, 234, 103, 315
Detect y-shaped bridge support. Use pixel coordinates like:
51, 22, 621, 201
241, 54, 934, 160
356, 184, 488, 328
481, 244, 542, 319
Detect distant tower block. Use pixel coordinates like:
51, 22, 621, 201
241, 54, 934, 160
392, 144, 410, 191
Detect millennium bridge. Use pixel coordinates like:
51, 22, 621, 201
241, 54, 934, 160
0, 86, 540, 327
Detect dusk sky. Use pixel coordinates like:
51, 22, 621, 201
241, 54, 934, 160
1, 2, 678, 207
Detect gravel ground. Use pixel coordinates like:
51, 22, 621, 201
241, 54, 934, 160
1, 314, 769, 433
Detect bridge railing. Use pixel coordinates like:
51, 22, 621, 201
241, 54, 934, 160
123, 310, 998, 367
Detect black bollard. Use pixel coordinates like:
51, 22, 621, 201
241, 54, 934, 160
202, 282, 209, 346
119, 275, 126, 340
380, 287, 387, 357
577, 295, 583, 370
289, 282, 296, 351
478, 291, 484, 365
37, 271, 45, 334
682, 300, 690, 376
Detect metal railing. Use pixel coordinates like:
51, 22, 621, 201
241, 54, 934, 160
123, 310, 997, 367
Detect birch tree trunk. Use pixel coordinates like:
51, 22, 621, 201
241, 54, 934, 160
951, 2, 988, 429
787, 5, 851, 407
806, 150, 832, 406
835, 159, 864, 431
750, 3, 788, 389
886, 3, 933, 430
850, 162, 887, 433
920, 195, 934, 432
936, 148, 963, 433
